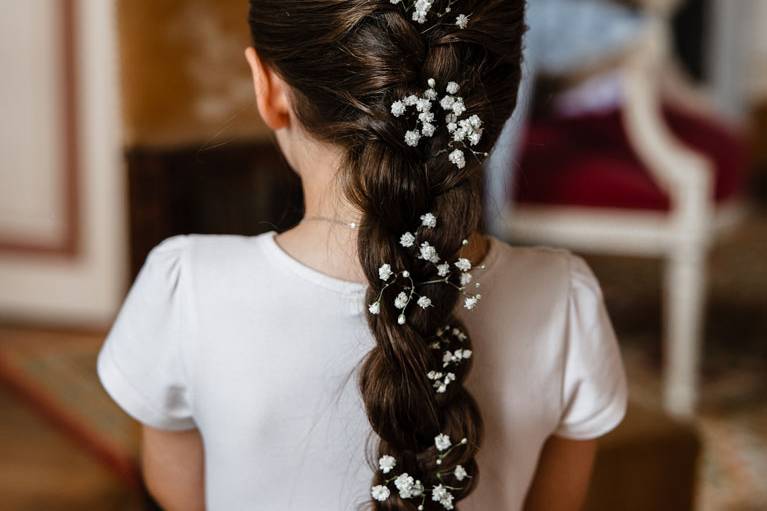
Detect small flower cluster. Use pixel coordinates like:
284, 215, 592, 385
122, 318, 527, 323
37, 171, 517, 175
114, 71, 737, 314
368, 213, 484, 326
427, 326, 472, 393
371, 434, 472, 510
390, 0, 470, 29
391, 79, 487, 170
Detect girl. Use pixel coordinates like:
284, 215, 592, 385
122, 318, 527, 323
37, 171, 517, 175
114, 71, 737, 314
98, 1, 627, 510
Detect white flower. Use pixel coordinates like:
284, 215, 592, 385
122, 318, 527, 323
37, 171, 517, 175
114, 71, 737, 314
421, 122, 436, 137
432, 484, 455, 509
418, 111, 435, 123
398, 314, 407, 325
464, 295, 480, 310
449, 149, 466, 169
405, 130, 421, 147
462, 349, 473, 359
428, 78, 436, 88
435, 433, 452, 451
416, 98, 432, 112
371, 485, 391, 502
379, 263, 393, 281
446, 82, 460, 95
460, 272, 473, 286
420, 213, 437, 228
369, 302, 381, 315
390, 0, 401, 3
456, 14, 470, 29
469, 114, 482, 128
391, 100, 406, 117
395, 292, 409, 310
400, 232, 416, 248
455, 258, 472, 272
394, 473, 424, 499
418, 242, 440, 263
379, 455, 397, 474
453, 328, 467, 341
440, 95, 456, 110
417, 296, 432, 309
424, 88, 438, 100
454, 465, 469, 481
437, 263, 450, 277
404, 94, 419, 106
452, 98, 466, 116
468, 131, 482, 146
447, 122, 458, 133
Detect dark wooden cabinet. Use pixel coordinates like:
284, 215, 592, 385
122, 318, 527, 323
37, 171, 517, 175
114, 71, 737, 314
126, 142, 303, 278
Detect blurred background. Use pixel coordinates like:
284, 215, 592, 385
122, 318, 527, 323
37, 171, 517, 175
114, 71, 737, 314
0, 0, 764, 510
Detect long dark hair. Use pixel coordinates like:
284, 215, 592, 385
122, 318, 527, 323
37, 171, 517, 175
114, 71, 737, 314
248, 1, 525, 508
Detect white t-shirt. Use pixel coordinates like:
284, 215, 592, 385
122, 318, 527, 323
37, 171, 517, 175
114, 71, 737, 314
98, 232, 627, 510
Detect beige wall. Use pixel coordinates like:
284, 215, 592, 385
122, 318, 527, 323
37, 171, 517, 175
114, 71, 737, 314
0, 0, 127, 328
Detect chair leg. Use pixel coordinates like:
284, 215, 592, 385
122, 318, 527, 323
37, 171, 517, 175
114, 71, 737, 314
663, 246, 707, 418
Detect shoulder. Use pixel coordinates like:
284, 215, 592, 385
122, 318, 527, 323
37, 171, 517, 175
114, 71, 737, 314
486, 237, 598, 303
144, 232, 275, 279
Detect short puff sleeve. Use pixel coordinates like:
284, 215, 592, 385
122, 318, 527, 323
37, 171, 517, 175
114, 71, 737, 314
97, 235, 196, 431
554, 255, 628, 439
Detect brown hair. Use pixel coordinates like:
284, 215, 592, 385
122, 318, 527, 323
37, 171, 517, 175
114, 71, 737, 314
248, 1, 525, 508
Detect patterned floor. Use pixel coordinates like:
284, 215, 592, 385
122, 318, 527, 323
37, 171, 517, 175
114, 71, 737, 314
587, 207, 767, 511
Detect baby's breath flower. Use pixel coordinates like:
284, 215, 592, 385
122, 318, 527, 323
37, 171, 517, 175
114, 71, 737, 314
432, 484, 455, 509
464, 294, 481, 310
455, 258, 472, 272
418, 242, 440, 263
395, 292, 409, 310
379, 263, 393, 281
405, 130, 421, 147
454, 465, 468, 481
400, 232, 416, 248
446, 81, 460, 95
391, 100, 406, 117
435, 433, 452, 451
437, 263, 450, 277
449, 149, 466, 169
379, 455, 397, 474
420, 213, 437, 228
451, 98, 466, 116
417, 296, 433, 309
456, 14, 470, 29
369, 302, 381, 315
394, 473, 424, 498
422, 122, 436, 137
440, 95, 456, 111
460, 272, 473, 286
371, 485, 391, 502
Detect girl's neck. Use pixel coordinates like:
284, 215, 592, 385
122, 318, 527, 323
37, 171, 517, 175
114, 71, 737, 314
273, 149, 488, 284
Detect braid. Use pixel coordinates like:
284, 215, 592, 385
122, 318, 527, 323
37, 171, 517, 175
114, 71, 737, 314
248, 1, 526, 508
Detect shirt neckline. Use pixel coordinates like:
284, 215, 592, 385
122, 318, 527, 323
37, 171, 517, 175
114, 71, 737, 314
259, 231, 502, 296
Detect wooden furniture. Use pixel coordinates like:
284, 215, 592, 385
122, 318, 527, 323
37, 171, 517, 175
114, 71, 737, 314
502, 11, 748, 417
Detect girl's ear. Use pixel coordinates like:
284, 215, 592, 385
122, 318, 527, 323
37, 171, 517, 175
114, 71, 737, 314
245, 47, 292, 130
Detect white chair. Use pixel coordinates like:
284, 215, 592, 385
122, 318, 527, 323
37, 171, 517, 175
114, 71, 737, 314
500, 6, 747, 418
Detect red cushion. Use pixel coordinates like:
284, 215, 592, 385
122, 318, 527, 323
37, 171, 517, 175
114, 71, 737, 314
513, 106, 748, 211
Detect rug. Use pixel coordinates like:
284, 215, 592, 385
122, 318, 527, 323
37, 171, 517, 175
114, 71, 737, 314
0, 328, 142, 490
587, 207, 767, 511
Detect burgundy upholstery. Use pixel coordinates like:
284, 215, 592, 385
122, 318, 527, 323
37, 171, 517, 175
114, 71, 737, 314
513, 106, 748, 211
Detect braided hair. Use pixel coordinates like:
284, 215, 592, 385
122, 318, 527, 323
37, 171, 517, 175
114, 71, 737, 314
248, 1, 525, 508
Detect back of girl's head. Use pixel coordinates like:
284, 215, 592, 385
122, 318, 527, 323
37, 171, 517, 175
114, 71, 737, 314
248, 1, 525, 508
